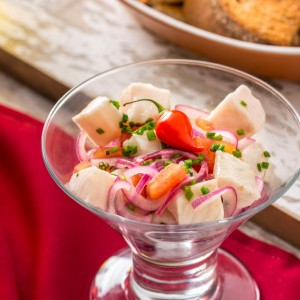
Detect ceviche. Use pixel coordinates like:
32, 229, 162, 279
68, 83, 270, 224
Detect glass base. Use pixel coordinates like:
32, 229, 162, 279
90, 248, 259, 300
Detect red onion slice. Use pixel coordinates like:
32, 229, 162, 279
134, 149, 198, 164
238, 137, 256, 151
195, 161, 208, 182
107, 178, 131, 214
115, 196, 152, 222
192, 186, 237, 218
175, 104, 209, 119
76, 131, 88, 161
156, 175, 194, 216
123, 166, 158, 179
123, 189, 165, 211
209, 130, 238, 148
115, 159, 138, 169
255, 176, 264, 194
135, 174, 151, 195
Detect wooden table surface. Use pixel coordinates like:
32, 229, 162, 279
0, 0, 299, 256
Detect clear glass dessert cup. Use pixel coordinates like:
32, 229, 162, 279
42, 59, 300, 300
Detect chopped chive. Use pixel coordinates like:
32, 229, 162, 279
184, 159, 193, 168
206, 132, 223, 141
122, 145, 138, 156
96, 128, 105, 134
127, 203, 136, 211
182, 186, 193, 201
141, 159, 152, 166
164, 160, 172, 167
201, 186, 210, 195
206, 132, 216, 138
99, 162, 110, 170
122, 113, 128, 123
261, 162, 269, 169
109, 100, 120, 109
190, 179, 197, 185
145, 117, 153, 123
76, 173, 79, 177
147, 129, 156, 141
106, 147, 119, 156
263, 151, 271, 158
236, 129, 245, 136
232, 149, 242, 158
171, 153, 182, 159
257, 163, 262, 172
240, 100, 247, 107
210, 143, 225, 152
129, 121, 135, 127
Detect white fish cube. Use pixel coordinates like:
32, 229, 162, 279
167, 179, 224, 224
123, 131, 162, 157
207, 85, 265, 137
242, 142, 270, 178
120, 83, 171, 123
73, 97, 123, 147
214, 151, 260, 210
69, 166, 116, 210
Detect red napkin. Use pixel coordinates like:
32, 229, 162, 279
0, 104, 299, 300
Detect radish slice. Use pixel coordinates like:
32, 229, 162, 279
191, 186, 237, 218
156, 175, 194, 216
209, 130, 238, 148
175, 104, 209, 119
76, 131, 88, 161
115, 195, 152, 222
238, 137, 256, 150
134, 149, 198, 164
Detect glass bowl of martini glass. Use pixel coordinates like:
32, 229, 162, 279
42, 59, 300, 300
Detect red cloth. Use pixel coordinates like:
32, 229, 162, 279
0, 104, 299, 300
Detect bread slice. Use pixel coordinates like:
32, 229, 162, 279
183, 0, 300, 46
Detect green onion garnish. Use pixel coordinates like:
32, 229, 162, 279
122, 113, 128, 123
232, 149, 242, 158
201, 186, 210, 195
106, 147, 119, 156
109, 100, 120, 109
147, 129, 156, 141
236, 129, 245, 136
240, 100, 247, 107
122, 145, 138, 156
127, 203, 136, 211
261, 162, 269, 169
99, 162, 110, 170
182, 186, 193, 201
96, 128, 105, 134
206, 132, 223, 141
164, 160, 172, 167
141, 159, 152, 166
263, 151, 271, 158
257, 163, 262, 172
210, 143, 225, 152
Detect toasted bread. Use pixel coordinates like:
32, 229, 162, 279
183, 0, 300, 46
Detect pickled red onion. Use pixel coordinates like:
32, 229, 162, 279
192, 186, 237, 218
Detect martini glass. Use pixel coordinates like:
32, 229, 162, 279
42, 59, 300, 300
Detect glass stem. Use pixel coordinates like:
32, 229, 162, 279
129, 250, 220, 300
